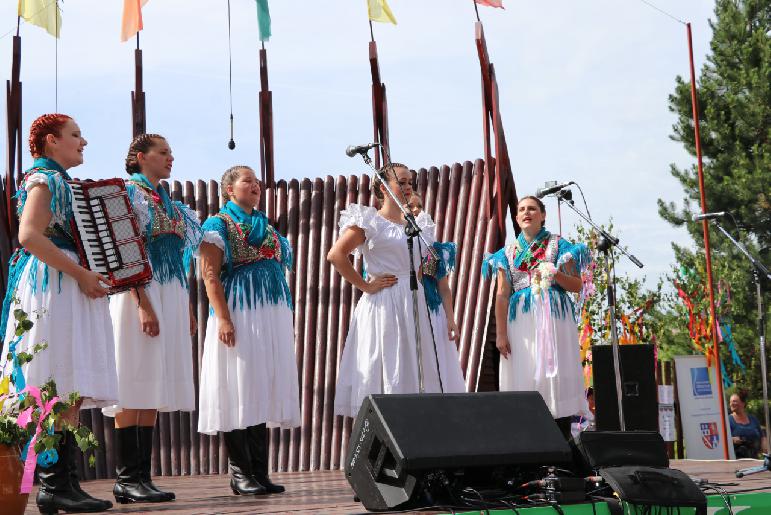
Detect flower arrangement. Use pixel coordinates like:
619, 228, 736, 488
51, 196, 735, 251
530, 261, 557, 296
0, 303, 99, 492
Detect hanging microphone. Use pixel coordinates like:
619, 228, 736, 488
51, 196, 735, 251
693, 211, 726, 221
345, 142, 381, 157
535, 181, 574, 198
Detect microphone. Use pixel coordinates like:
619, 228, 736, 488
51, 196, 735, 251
693, 211, 726, 221
535, 181, 574, 198
345, 142, 381, 157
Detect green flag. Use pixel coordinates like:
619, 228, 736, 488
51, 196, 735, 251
255, 0, 271, 42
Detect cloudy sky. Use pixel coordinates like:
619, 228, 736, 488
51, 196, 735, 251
0, 1, 716, 284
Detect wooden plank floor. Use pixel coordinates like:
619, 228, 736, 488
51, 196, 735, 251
22, 461, 771, 514
24, 470, 365, 515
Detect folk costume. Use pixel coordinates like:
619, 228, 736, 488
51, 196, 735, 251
0, 157, 117, 513
483, 228, 591, 419
198, 201, 299, 494
334, 204, 459, 418
104, 173, 203, 504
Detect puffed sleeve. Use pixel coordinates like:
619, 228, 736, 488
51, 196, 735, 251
125, 182, 151, 237
337, 203, 379, 257
20, 171, 72, 227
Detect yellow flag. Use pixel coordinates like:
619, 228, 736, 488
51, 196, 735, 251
18, 0, 62, 38
121, 0, 150, 42
367, 0, 397, 25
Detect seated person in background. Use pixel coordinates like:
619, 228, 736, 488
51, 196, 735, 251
729, 389, 767, 458
571, 387, 596, 437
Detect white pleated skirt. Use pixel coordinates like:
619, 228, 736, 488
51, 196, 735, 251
0, 251, 118, 408
198, 302, 301, 434
102, 280, 195, 416
500, 303, 586, 419
334, 280, 466, 418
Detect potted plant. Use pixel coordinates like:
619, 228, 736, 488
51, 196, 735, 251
0, 305, 99, 515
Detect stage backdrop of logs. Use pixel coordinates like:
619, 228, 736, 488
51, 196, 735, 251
68, 159, 507, 479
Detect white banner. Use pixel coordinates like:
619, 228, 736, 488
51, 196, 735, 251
673, 355, 735, 460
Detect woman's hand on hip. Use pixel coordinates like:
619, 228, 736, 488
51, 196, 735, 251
363, 274, 398, 294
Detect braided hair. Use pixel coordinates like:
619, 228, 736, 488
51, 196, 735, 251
125, 133, 166, 175
220, 165, 254, 204
29, 113, 72, 158
372, 162, 409, 201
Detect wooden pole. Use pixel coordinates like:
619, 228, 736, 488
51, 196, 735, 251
259, 48, 275, 188
131, 34, 146, 137
686, 22, 729, 459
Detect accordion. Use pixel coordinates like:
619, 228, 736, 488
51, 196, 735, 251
68, 178, 152, 294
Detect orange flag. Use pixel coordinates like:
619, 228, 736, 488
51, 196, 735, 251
121, 0, 149, 42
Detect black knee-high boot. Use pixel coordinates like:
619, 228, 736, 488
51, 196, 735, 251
137, 426, 174, 501
63, 429, 113, 511
36, 431, 109, 514
223, 429, 266, 495
247, 424, 284, 494
113, 426, 167, 504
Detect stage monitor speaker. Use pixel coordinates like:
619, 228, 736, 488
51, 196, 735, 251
592, 343, 658, 432
345, 392, 571, 512
573, 431, 668, 471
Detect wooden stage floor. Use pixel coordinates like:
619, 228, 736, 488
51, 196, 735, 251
22, 460, 771, 514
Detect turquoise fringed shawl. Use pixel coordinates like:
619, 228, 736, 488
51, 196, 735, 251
422, 242, 456, 313
482, 236, 592, 322
202, 209, 293, 310
126, 179, 203, 288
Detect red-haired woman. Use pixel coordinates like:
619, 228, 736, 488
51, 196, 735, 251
0, 114, 117, 513
102, 134, 202, 504
483, 196, 592, 438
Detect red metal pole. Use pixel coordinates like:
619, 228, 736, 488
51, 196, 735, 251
687, 22, 729, 459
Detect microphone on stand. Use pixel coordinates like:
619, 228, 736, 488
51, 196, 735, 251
693, 211, 727, 221
535, 181, 574, 198
345, 143, 381, 158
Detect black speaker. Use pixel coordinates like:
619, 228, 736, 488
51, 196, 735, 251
345, 392, 571, 511
592, 343, 658, 431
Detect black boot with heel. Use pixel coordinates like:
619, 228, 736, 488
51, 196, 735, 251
223, 429, 266, 495
113, 426, 168, 504
247, 424, 285, 494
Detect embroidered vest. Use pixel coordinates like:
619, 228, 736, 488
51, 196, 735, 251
129, 182, 186, 240
504, 234, 560, 292
216, 214, 283, 268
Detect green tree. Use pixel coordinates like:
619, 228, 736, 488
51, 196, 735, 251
658, 0, 770, 405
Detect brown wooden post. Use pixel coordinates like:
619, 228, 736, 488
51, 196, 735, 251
2, 35, 23, 288
131, 40, 146, 137
259, 48, 275, 188
369, 42, 390, 168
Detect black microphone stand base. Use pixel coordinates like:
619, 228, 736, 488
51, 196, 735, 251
736, 454, 771, 478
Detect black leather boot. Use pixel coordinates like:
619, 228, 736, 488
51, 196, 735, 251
247, 424, 284, 494
63, 430, 113, 512
223, 429, 266, 495
113, 426, 167, 504
137, 426, 174, 501
36, 432, 108, 514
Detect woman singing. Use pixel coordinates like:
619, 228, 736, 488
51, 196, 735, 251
0, 114, 117, 513
483, 196, 591, 437
198, 166, 299, 495
104, 134, 202, 504
328, 163, 464, 417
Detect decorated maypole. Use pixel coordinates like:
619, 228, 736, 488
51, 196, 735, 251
366, 0, 397, 169
685, 21, 729, 459
121, 0, 149, 137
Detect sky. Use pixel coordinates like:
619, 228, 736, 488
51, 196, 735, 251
0, 0, 716, 286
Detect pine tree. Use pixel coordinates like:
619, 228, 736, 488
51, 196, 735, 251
658, 0, 770, 407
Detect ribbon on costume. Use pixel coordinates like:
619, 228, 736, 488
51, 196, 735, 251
16, 385, 60, 493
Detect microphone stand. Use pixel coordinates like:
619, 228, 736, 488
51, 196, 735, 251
555, 195, 643, 431
711, 221, 771, 471
353, 150, 438, 393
